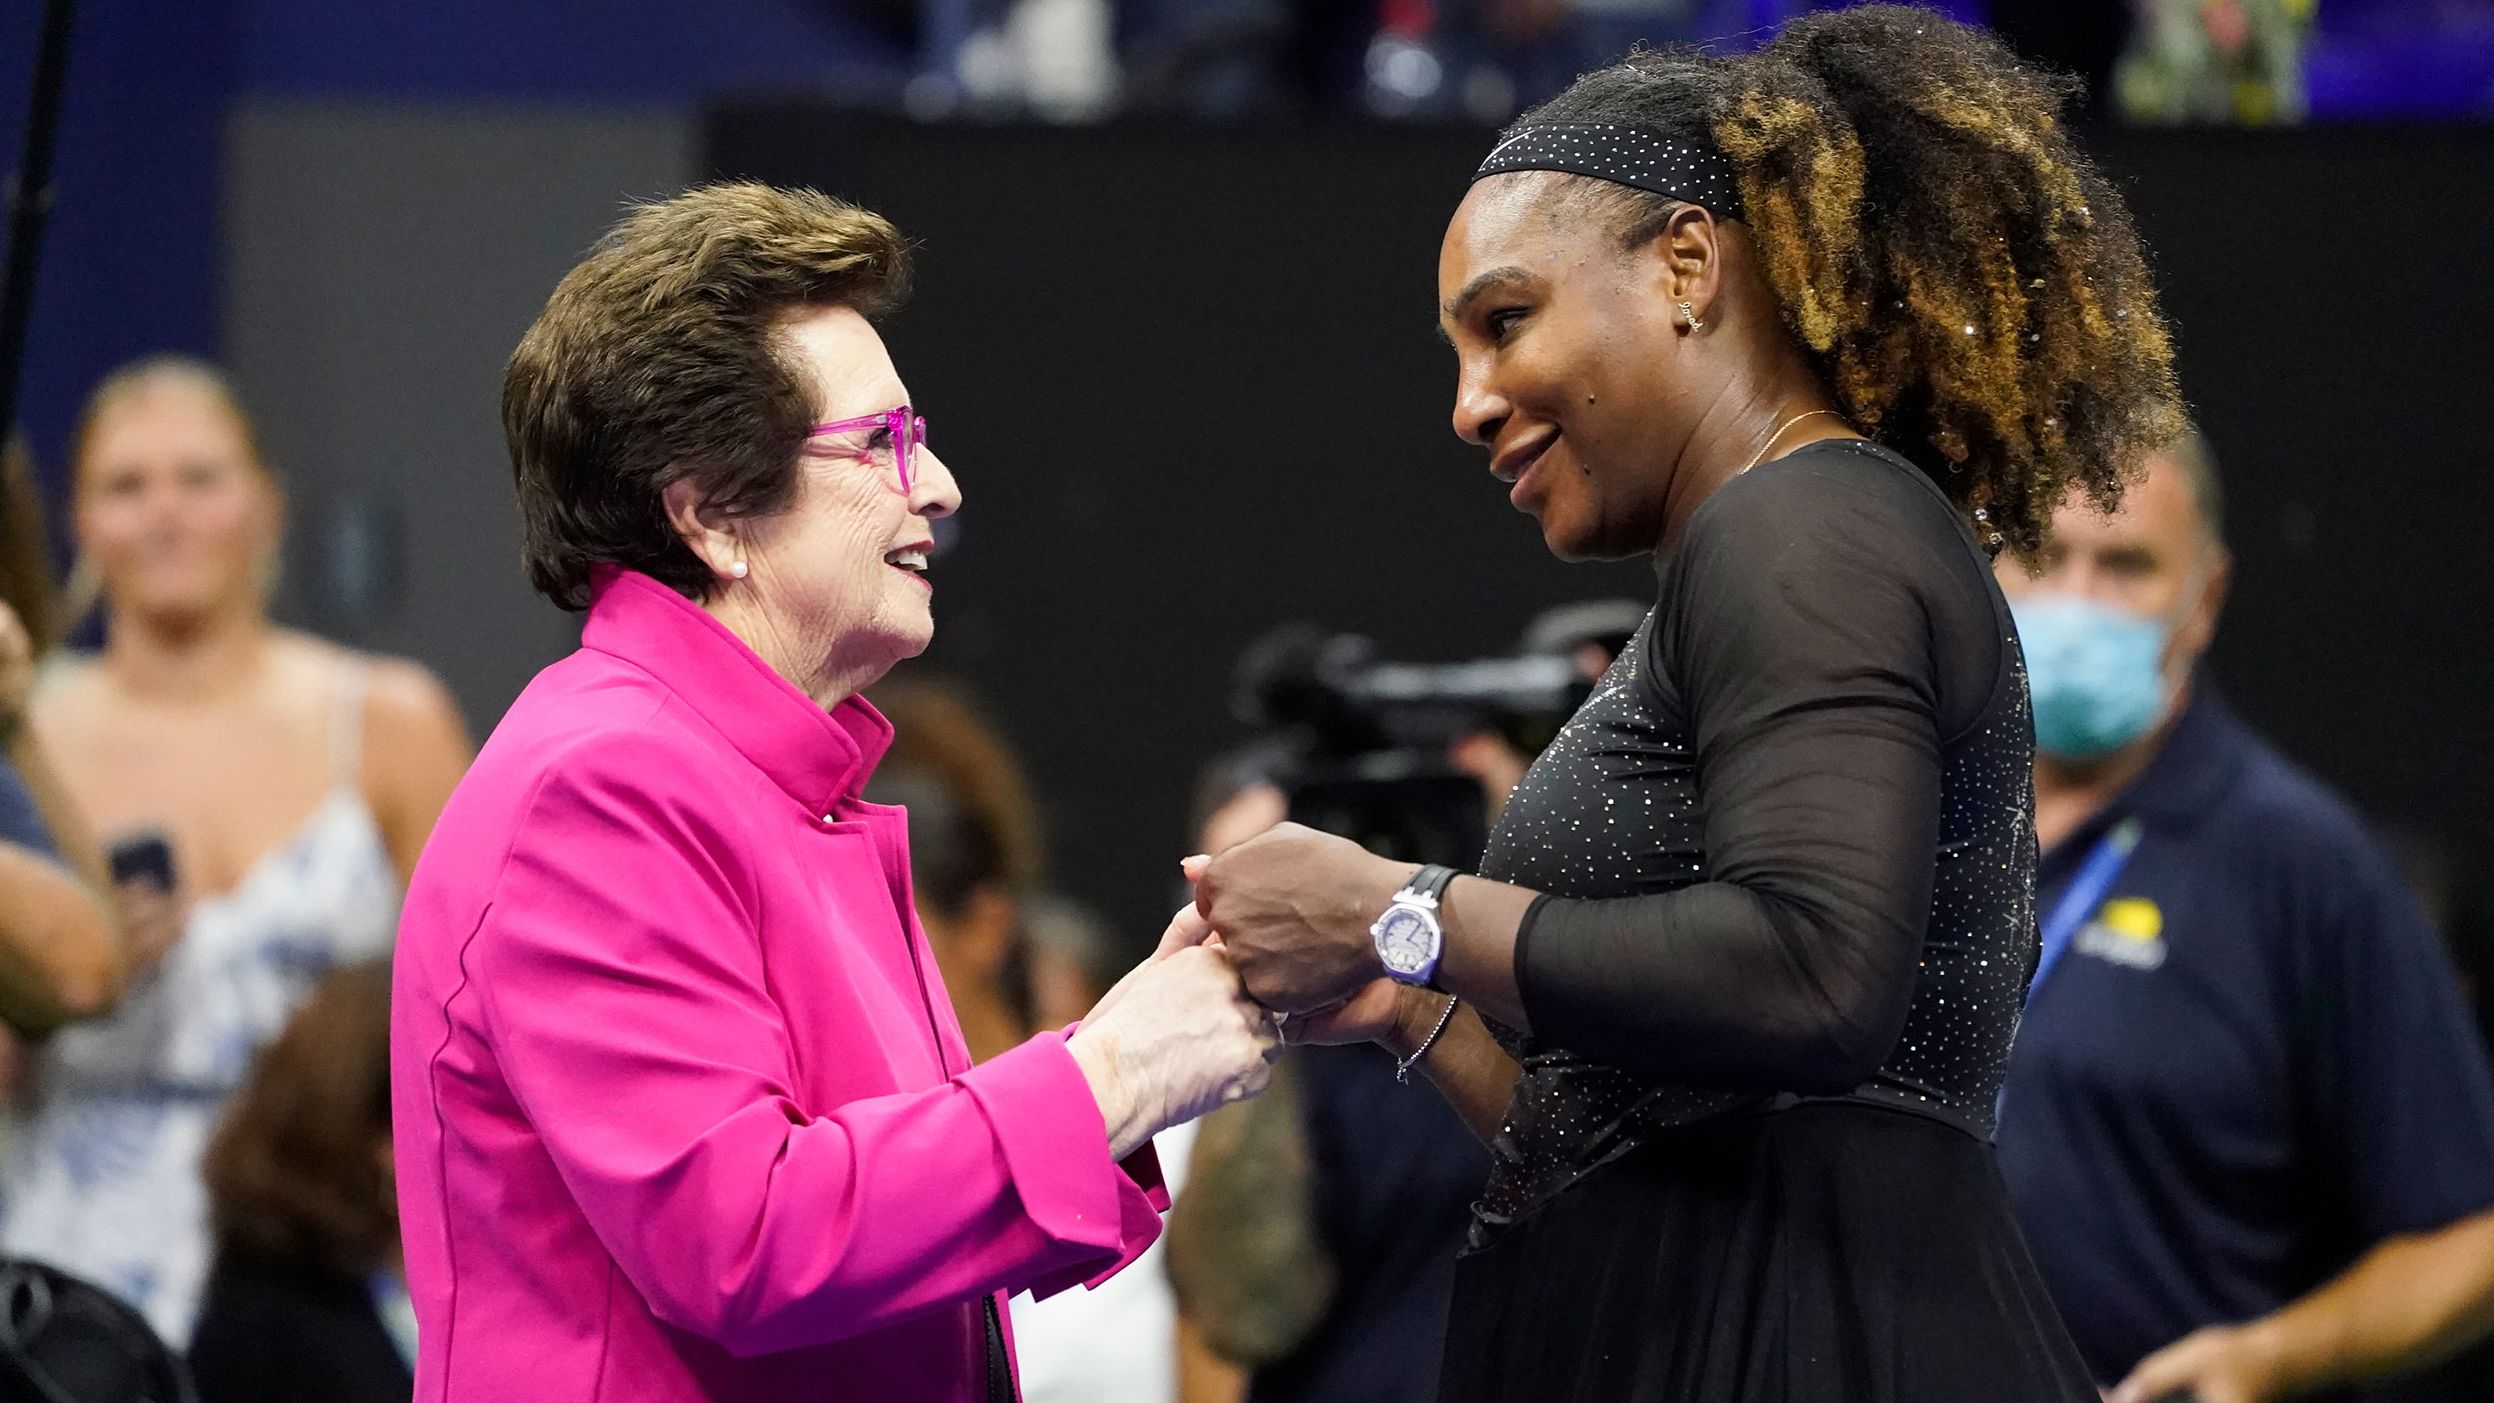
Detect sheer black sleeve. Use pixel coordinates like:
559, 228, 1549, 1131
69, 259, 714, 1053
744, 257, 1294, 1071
1514, 455, 2002, 1094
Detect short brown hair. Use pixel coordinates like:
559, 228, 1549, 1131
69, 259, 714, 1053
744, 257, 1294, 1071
503, 182, 913, 610
202, 961, 394, 1277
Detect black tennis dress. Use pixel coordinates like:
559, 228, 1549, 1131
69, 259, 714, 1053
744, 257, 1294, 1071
1441, 440, 2094, 1403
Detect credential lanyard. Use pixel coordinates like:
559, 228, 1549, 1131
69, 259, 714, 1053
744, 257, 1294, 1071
2024, 816, 2143, 1008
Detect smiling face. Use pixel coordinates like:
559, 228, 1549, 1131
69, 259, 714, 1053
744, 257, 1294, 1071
74, 370, 283, 631
711, 305, 962, 700
1438, 174, 1699, 561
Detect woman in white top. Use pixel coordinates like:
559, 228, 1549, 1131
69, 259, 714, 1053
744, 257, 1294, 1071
0, 356, 471, 1343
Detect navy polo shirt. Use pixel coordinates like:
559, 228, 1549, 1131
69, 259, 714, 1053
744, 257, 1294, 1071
1996, 691, 2494, 1384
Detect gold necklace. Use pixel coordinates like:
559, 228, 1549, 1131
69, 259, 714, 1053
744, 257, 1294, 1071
1737, 408, 1846, 475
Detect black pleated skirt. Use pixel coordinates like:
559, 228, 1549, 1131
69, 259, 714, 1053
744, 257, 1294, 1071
1440, 1101, 2096, 1403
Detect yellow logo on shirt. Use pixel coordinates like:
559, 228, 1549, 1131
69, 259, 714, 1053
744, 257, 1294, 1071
2076, 898, 2167, 970
2098, 899, 2163, 943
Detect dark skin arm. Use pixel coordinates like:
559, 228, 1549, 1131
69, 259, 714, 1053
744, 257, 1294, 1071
1191, 824, 1534, 1141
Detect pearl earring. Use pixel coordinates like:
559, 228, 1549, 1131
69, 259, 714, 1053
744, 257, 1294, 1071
1679, 301, 1705, 331
728, 561, 749, 580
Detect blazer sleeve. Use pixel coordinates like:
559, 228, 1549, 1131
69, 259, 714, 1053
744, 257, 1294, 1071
470, 748, 1164, 1357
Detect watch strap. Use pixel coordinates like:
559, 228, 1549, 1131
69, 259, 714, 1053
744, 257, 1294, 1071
1401, 863, 1458, 906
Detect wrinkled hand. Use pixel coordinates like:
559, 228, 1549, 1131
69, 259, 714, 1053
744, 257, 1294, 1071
1192, 822, 1405, 1016
2111, 1323, 2286, 1403
1070, 943, 1279, 1160
1079, 901, 1215, 1030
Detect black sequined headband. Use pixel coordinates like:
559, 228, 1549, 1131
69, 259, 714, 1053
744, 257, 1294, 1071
1472, 123, 1745, 222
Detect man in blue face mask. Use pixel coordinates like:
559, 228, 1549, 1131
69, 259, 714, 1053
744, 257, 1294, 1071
1992, 433, 2494, 1403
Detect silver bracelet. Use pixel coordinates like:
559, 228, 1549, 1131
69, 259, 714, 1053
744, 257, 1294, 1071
1395, 995, 1461, 1084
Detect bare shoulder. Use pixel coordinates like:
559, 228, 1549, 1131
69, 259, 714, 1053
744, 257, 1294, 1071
30, 652, 102, 705
28, 654, 107, 736
362, 654, 464, 733
274, 633, 452, 723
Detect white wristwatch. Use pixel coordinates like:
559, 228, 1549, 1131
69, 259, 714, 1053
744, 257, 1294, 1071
1371, 864, 1457, 987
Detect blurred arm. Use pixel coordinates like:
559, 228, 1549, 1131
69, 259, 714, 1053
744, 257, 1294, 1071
0, 716, 125, 1031
363, 659, 474, 883
1165, 1063, 1332, 1368
5, 723, 111, 896
1176, 1315, 1248, 1403
0, 840, 121, 1034
2115, 1207, 2494, 1402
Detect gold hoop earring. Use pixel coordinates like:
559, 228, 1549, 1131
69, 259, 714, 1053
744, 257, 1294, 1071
1679, 301, 1705, 332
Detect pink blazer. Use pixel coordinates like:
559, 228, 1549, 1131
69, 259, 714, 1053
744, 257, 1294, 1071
391, 567, 1164, 1402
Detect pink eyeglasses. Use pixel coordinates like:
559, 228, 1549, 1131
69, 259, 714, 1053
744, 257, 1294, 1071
807, 405, 927, 493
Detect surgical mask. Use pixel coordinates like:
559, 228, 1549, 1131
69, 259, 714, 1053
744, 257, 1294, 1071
2011, 594, 2177, 761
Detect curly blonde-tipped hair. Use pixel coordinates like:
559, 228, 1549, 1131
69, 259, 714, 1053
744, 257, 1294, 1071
1510, 5, 2184, 554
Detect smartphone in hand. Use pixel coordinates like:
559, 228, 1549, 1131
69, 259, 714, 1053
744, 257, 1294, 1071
105, 830, 177, 896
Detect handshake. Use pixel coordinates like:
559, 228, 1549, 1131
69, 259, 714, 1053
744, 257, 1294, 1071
1064, 822, 1439, 1160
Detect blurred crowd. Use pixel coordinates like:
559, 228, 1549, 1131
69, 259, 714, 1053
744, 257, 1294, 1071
923, 0, 2489, 123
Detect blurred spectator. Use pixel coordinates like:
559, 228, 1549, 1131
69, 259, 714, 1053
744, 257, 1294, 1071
1010, 893, 1201, 1403
865, 673, 1047, 1061
0, 356, 471, 1343
1450, 598, 1647, 820
0, 433, 124, 1036
1167, 751, 1484, 1403
190, 960, 408, 1403
1112, 0, 2475, 128
1993, 432, 2494, 1402
2117, 0, 2315, 124
949, 0, 1121, 119
1119, 0, 1377, 118
1022, 889, 1124, 1031
863, 673, 1195, 1403
2373, 825, 2494, 1402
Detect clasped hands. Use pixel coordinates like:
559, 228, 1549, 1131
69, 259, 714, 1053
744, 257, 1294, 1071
1068, 824, 1431, 1160
1169, 822, 1433, 1050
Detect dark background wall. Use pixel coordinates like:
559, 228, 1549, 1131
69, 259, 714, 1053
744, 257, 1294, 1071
703, 112, 2494, 944
222, 106, 694, 737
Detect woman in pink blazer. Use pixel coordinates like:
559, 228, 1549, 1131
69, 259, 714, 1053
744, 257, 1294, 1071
391, 182, 1278, 1403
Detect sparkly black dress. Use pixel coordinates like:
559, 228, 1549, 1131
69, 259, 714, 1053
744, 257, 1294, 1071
1440, 442, 2094, 1403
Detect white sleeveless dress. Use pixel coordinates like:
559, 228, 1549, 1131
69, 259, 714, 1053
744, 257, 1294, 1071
0, 665, 402, 1345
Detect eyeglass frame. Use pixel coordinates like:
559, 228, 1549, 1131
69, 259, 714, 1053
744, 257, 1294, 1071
806, 405, 927, 494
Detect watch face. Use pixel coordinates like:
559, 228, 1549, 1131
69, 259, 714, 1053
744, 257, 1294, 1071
1375, 905, 1439, 976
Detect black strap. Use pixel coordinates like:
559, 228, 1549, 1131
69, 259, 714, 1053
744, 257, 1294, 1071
981, 1294, 1016, 1403
1404, 863, 1459, 903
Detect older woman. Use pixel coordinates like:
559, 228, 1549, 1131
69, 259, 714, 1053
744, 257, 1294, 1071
392, 183, 1277, 1403
1192, 9, 2184, 1402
